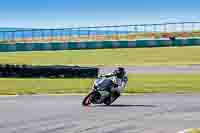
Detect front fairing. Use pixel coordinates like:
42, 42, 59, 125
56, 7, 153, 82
95, 77, 105, 86
93, 76, 115, 90
93, 77, 105, 90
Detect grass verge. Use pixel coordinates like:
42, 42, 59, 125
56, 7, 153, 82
0, 46, 200, 66
179, 128, 200, 133
189, 129, 200, 133
0, 74, 200, 95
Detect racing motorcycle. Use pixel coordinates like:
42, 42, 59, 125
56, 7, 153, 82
82, 76, 120, 106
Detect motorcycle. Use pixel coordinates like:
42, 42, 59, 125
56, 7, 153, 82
82, 76, 120, 106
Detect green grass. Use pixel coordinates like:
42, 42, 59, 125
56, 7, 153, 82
126, 74, 200, 93
188, 129, 200, 133
0, 74, 200, 95
0, 78, 93, 95
0, 46, 200, 66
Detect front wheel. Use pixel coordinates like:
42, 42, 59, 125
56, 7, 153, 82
82, 92, 94, 106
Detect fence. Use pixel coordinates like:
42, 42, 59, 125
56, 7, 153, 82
1, 22, 200, 44
0, 38, 200, 52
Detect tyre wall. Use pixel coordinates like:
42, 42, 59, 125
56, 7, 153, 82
0, 64, 99, 78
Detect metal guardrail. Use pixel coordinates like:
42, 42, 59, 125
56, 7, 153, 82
0, 22, 200, 43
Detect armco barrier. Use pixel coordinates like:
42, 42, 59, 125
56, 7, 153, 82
0, 64, 99, 78
0, 38, 200, 52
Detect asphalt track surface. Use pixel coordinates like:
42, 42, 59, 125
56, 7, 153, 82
0, 94, 200, 133
99, 65, 200, 74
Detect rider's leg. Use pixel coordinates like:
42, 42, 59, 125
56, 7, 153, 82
111, 87, 121, 97
103, 87, 120, 104
103, 88, 120, 105
98, 90, 110, 103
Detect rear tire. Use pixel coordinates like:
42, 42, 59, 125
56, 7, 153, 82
104, 92, 120, 106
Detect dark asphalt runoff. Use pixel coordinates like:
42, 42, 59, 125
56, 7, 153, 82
0, 94, 200, 133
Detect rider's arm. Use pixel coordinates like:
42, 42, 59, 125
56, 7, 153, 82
117, 75, 128, 92
99, 72, 115, 78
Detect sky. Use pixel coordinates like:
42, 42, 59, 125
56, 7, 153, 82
0, 0, 199, 28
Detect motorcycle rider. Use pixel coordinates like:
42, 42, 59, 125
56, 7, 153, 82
99, 67, 128, 103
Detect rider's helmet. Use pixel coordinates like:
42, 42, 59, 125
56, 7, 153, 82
114, 67, 126, 78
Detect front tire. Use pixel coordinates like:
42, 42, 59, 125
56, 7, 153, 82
82, 92, 93, 106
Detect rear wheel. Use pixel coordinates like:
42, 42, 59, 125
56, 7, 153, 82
104, 92, 120, 106
82, 92, 94, 106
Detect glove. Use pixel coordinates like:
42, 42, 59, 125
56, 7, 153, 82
114, 84, 118, 88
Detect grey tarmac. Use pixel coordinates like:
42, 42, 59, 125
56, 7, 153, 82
99, 65, 200, 74
0, 94, 200, 133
